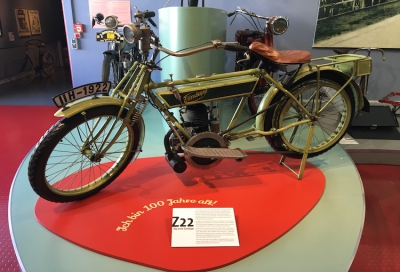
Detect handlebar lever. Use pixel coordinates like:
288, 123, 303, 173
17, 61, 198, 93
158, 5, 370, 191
236, 53, 250, 64
148, 18, 158, 28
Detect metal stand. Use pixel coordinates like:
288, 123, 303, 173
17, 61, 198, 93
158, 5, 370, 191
279, 123, 315, 180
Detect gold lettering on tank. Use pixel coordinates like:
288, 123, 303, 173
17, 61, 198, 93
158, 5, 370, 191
183, 89, 208, 103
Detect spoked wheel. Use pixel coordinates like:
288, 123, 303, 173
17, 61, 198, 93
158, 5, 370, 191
41, 52, 55, 77
28, 106, 141, 202
5, 58, 35, 84
265, 79, 354, 159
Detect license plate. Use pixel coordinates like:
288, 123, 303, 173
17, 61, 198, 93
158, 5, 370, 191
52, 82, 111, 107
106, 33, 115, 39
96, 30, 124, 43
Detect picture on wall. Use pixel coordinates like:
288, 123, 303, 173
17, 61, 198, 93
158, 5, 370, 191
28, 10, 42, 35
14, 8, 31, 37
313, 0, 400, 48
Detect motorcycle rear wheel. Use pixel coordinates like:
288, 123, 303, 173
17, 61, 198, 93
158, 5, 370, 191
264, 79, 354, 159
28, 106, 140, 202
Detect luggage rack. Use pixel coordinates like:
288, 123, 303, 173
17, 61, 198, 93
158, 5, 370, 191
379, 92, 400, 116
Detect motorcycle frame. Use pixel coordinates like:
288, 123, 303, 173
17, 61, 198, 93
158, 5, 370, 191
55, 50, 370, 178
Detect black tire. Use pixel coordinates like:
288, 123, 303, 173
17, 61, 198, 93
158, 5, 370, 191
101, 54, 119, 88
5, 58, 35, 84
264, 78, 355, 159
41, 52, 55, 77
28, 106, 141, 202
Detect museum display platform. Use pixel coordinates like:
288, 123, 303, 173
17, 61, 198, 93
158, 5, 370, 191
9, 104, 365, 272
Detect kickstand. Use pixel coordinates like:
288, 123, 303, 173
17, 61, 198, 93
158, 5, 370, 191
279, 123, 314, 180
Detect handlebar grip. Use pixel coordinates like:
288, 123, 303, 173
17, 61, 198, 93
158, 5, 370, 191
224, 44, 248, 53
227, 11, 235, 17
144, 11, 156, 18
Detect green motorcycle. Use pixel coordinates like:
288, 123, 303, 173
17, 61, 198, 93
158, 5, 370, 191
28, 8, 372, 203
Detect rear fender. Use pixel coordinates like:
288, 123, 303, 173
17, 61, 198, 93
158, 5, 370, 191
294, 66, 366, 113
255, 67, 367, 131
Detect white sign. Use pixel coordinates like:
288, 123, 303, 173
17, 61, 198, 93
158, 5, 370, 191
171, 208, 239, 247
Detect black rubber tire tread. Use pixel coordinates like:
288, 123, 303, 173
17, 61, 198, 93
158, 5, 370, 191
41, 52, 55, 77
28, 106, 140, 202
264, 78, 355, 159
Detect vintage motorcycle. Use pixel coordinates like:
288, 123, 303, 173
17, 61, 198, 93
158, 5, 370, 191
92, 13, 142, 87
28, 7, 372, 203
229, 7, 289, 115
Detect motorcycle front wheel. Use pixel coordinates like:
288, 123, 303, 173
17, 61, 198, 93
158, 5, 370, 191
264, 79, 354, 159
28, 106, 141, 203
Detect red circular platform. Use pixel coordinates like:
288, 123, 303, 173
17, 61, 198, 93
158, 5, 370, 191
35, 152, 325, 271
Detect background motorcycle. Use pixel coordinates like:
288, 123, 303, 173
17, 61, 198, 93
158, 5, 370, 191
228, 7, 289, 115
92, 13, 141, 88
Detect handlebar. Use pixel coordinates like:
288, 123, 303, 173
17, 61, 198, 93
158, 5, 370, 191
142, 11, 156, 19
224, 44, 249, 52
92, 9, 157, 29
228, 7, 270, 20
25, 39, 46, 48
151, 40, 248, 57
353, 47, 385, 61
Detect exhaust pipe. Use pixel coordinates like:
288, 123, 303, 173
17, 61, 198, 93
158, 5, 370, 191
165, 153, 187, 173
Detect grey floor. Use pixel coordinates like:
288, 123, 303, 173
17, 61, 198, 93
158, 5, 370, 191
0, 66, 73, 106
1, 66, 399, 165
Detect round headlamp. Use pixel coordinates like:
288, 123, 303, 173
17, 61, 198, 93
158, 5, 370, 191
123, 23, 143, 43
268, 16, 289, 35
105, 15, 118, 28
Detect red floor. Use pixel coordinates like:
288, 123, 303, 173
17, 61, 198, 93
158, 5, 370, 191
1, 105, 400, 271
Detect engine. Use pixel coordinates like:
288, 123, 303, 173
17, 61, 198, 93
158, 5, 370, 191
165, 103, 226, 172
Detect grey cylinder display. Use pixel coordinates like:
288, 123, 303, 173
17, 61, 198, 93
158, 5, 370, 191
158, 7, 227, 81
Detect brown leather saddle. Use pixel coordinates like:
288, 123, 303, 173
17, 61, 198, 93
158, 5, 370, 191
249, 42, 311, 64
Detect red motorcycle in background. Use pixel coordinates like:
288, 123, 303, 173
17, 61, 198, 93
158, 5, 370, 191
228, 7, 289, 114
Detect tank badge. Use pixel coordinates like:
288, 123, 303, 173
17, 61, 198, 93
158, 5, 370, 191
183, 89, 208, 103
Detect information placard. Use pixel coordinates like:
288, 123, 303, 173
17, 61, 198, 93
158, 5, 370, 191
171, 208, 239, 247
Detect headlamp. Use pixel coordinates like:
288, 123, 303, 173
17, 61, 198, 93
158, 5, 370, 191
123, 23, 143, 43
268, 16, 289, 35
105, 15, 118, 28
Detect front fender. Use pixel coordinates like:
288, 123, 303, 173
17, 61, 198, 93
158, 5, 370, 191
54, 97, 146, 161
54, 96, 124, 118
103, 50, 118, 56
